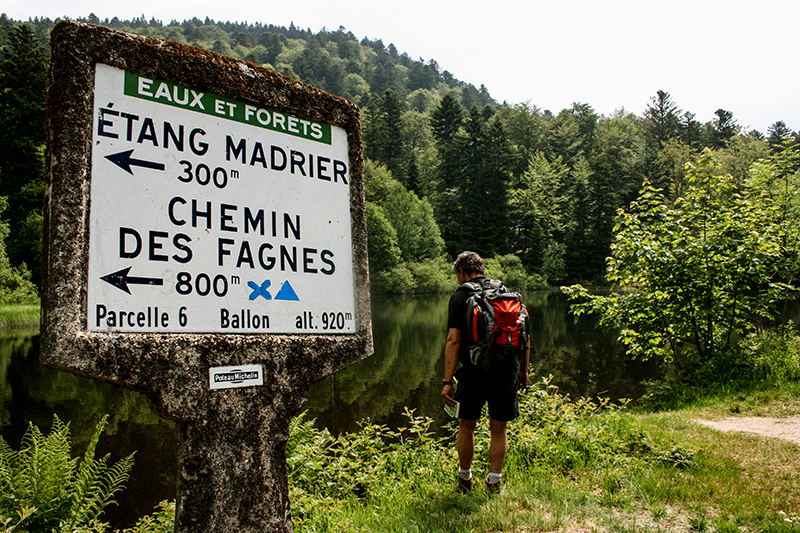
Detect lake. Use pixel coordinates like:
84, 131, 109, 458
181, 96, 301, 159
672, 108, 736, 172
0, 290, 661, 527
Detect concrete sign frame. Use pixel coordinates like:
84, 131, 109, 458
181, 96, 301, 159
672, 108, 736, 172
42, 21, 372, 533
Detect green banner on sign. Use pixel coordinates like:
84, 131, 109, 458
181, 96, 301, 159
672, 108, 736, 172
123, 70, 332, 145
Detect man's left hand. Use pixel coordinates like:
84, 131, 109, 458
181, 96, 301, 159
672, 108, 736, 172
442, 384, 455, 406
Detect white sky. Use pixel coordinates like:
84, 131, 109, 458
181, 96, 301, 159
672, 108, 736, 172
1, 0, 798, 134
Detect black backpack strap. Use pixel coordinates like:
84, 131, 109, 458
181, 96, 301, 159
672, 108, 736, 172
459, 281, 483, 294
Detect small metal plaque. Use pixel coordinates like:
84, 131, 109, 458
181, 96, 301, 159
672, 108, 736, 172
209, 364, 264, 390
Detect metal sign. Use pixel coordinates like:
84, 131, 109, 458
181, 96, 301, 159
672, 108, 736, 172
87, 64, 356, 334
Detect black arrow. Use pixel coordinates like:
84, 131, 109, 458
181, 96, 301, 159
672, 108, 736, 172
105, 149, 165, 175
100, 267, 164, 294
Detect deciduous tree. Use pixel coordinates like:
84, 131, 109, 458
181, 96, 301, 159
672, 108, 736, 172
565, 151, 792, 382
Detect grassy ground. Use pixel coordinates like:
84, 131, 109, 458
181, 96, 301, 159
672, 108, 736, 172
287, 382, 800, 533
0, 301, 39, 329
300, 434, 800, 531
102, 386, 800, 533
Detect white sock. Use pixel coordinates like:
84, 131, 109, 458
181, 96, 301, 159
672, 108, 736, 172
488, 472, 502, 484
459, 468, 472, 480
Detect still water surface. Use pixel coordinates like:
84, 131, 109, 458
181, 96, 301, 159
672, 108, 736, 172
0, 291, 660, 527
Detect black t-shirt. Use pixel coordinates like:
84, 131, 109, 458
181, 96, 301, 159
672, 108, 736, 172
447, 275, 487, 365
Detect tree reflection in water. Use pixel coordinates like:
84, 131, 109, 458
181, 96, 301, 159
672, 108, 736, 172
305, 291, 662, 435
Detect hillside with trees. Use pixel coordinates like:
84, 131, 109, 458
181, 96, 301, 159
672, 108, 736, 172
0, 13, 798, 296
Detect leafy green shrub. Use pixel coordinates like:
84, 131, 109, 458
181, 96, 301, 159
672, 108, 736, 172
641, 323, 800, 410
0, 415, 134, 533
118, 501, 174, 533
526, 272, 550, 291
287, 409, 452, 527
372, 264, 415, 294
564, 151, 795, 385
406, 257, 453, 293
483, 253, 548, 290
0, 262, 38, 305
499, 254, 528, 288
503, 376, 664, 473
0, 198, 38, 305
482, 256, 504, 281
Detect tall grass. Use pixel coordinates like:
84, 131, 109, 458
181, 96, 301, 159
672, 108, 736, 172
0, 302, 39, 329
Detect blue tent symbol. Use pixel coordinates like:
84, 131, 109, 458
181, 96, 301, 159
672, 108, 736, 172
274, 281, 299, 301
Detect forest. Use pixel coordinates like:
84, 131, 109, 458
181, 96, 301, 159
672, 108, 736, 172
0, 13, 797, 297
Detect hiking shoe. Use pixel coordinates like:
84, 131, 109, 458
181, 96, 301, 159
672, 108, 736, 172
485, 476, 503, 494
456, 474, 473, 493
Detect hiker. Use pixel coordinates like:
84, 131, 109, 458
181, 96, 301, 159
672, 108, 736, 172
441, 251, 531, 493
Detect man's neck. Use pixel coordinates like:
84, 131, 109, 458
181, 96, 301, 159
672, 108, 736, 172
458, 271, 483, 285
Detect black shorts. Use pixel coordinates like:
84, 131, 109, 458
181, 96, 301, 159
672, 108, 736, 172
453, 364, 520, 422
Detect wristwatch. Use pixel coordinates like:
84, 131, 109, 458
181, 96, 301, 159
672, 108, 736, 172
442, 379, 453, 386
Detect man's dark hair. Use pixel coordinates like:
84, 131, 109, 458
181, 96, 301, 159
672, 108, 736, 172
452, 251, 484, 275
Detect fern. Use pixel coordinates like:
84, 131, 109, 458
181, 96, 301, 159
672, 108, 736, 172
286, 412, 332, 482
0, 438, 14, 498
4, 416, 75, 531
0, 415, 134, 533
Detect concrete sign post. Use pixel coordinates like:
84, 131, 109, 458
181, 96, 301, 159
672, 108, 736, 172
42, 21, 372, 533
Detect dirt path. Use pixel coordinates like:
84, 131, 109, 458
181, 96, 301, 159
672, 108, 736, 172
694, 415, 800, 445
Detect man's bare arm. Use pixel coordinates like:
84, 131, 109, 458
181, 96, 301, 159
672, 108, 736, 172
442, 327, 460, 406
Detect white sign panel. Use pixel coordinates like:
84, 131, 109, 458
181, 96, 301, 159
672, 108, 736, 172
87, 64, 356, 334
209, 364, 264, 390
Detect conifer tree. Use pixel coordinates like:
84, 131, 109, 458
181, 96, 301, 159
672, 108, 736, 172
681, 111, 703, 150
709, 109, 738, 148
0, 23, 47, 284
405, 154, 422, 197
643, 90, 682, 151
564, 161, 592, 281
364, 90, 405, 181
430, 93, 464, 145
431, 93, 465, 250
445, 107, 512, 256
767, 121, 794, 152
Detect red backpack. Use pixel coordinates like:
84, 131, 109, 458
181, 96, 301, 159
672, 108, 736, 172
463, 279, 529, 372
